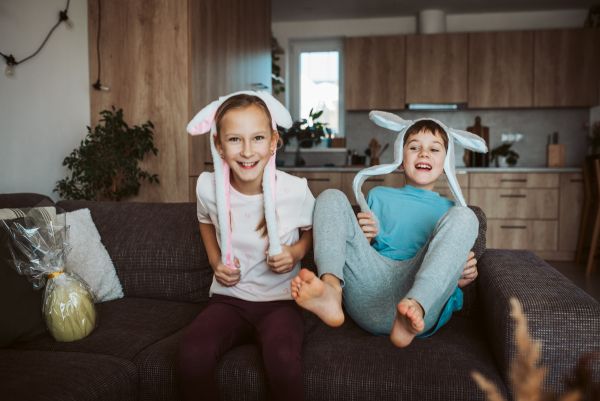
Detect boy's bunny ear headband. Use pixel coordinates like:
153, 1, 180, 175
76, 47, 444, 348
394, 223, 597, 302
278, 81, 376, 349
353, 111, 488, 232
187, 91, 293, 269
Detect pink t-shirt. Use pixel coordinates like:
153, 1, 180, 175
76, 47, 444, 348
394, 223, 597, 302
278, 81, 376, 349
196, 170, 315, 302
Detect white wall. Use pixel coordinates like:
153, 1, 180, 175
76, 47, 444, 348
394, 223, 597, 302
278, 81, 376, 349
0, 0, 90, 201
272, 9, 589, 107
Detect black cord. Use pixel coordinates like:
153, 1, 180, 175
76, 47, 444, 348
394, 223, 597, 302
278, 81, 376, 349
1, 0, 70, 67
92, 0, 103, 89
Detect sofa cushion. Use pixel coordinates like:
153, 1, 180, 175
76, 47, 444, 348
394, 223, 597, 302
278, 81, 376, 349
0, 349, 138, 401
5, 297, 204, 361
0, 193, 55, 209
301, 311, 506, 401
132, 310, 505, 401
57, 200, 212, 303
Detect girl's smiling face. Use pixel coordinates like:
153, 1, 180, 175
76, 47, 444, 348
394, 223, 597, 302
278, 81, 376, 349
400, 130, 447, 191
214, 104, 278, 195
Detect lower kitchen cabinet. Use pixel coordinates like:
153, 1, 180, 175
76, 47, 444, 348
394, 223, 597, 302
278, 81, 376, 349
486, 220, 558, 251
294, 172, 343, 199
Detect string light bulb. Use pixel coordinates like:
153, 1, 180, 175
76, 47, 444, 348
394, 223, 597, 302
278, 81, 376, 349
2, 54, 17, 77
59, 10, 73, 29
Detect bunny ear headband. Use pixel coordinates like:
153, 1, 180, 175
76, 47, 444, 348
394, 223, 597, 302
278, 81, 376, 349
353, 111, 488, 233
187, 91, 293, 269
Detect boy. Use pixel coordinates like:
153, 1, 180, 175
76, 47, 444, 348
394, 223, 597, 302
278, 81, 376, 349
290, 118, 481, 347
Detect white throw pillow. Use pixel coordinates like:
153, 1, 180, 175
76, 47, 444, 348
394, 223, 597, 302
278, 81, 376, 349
65, 209, 123, 302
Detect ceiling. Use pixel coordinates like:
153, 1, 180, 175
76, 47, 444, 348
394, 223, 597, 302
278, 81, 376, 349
272, 0, 596, 22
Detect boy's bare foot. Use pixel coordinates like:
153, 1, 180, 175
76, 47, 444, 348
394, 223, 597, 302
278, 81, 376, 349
290, 269, 344, 327
390, 299, 425, 347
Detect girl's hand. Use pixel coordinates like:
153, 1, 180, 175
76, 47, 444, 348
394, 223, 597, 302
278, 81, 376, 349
266, 245, 299, 274
212, 257, 241, 287
458, 251, 478, 288
357, 211, 378, 244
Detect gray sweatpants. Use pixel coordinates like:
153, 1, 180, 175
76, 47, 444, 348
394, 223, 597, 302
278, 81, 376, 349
313, 189, 479, 335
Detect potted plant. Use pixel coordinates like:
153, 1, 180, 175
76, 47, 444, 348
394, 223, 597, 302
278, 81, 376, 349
490, 143, 519, 167
54, 107, 159, 201
278, 108, 332, 166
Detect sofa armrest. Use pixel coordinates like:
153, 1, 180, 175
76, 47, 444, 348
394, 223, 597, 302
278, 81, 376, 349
478, 249, 600, 394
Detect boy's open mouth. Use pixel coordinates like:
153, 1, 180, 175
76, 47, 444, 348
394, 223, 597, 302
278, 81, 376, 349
238, 161, 259, 169
415, 163, 432, 170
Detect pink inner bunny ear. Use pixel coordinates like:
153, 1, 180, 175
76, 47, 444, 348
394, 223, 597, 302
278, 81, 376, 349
190, 109, 217, 135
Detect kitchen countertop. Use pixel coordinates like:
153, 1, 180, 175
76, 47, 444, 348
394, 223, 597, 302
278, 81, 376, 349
279, 167, 582, 173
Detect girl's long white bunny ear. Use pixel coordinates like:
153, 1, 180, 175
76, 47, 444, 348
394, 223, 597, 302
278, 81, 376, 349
369, 111, 413, 132
187, 99, 221, 135
448, 128, 488, 153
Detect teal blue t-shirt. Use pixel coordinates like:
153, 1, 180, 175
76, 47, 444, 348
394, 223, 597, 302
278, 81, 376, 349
367, 185, 455, 260
366, 184, 462, 338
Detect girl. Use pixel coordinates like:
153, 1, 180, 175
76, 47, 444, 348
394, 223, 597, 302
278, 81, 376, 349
178, 92, 315, 401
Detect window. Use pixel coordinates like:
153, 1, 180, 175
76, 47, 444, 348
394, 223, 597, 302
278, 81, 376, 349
289, 38, 345, 138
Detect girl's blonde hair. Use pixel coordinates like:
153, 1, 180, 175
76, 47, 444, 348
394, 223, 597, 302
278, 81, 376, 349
214, 94, 279, 238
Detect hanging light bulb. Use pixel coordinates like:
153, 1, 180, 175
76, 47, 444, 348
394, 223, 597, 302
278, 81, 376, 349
2, 54, 16, 77
92, 80, 110, 91
59, 11, 73, 29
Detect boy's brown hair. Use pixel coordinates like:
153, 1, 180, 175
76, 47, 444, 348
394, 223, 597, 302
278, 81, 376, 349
404, 120, 449, 151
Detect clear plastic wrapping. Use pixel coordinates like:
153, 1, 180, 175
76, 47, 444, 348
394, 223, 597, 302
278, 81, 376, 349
1, 205, 97, 342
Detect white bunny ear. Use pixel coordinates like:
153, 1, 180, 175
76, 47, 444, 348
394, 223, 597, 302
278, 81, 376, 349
369, 111, 413, 132
187, 100, 221, 135
257, 91, 293, 129
449, 129, 488, 153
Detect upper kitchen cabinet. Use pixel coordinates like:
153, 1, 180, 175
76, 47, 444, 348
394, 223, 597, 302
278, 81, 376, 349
468, 31, 534, 108
345, 36, 406, 110
533, 29, 600, 107
406, 33, 468, 104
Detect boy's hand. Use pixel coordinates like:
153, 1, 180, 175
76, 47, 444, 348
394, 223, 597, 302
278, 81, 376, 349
212, 257, 241, 287
357, 211, 378, 243
267, 245, 299, 274
458, 251, 477, 288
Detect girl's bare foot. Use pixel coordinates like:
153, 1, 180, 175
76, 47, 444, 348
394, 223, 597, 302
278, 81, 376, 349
290, 269, 344, 327
390, 299, 425, 347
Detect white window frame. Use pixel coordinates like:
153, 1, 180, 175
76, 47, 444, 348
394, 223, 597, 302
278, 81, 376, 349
289, 37, 345, 137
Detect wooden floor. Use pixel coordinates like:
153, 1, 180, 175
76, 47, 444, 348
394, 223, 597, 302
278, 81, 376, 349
544, 260, 600, 303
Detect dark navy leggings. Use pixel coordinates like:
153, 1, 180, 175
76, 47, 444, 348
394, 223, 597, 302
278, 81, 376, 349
178, 294, 304, 401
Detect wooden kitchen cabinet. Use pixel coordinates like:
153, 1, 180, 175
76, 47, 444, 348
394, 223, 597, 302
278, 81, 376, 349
295, 172, 343, 198
434, 173, 469, 203
558, 174, 584, 252
406, 33, 468, 104
345, 36, 406, 110
469, 188, 559, 220
487, 220, 558, 251
341, 173, 404, 205
533, 29, 600, 107
468, 31, 534, 108
470, 173, 559, 188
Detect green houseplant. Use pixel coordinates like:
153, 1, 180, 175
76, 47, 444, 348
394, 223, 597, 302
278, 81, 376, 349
490, 143, 519, 167
54, 107, 159, 201
278, 108, 332, 166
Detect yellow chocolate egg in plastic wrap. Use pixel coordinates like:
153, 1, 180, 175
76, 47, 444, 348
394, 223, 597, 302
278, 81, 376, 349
43, 272, 97, 342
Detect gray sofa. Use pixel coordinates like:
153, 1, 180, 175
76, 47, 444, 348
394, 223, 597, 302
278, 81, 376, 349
1, 192, 598, 401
